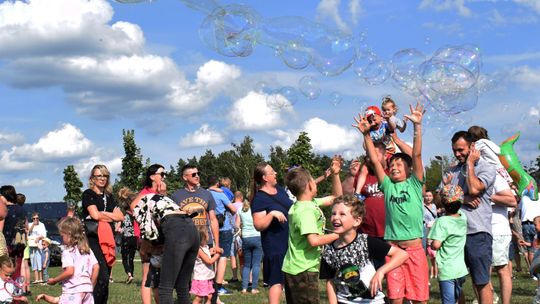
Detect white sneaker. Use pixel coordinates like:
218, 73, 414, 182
533, 288, 540, 304
472, 299, 479, 304
494, 292, 500, 304
533, 275, 539, 281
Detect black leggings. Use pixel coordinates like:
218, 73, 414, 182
121, 236, 137, 276
88, 236, 110, 304
158, 214, 199, 304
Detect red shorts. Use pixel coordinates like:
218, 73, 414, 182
386, 245, 429, 301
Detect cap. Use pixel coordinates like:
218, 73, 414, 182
365, 106, 381, 118
42, 237, 51, 245
440, 184, 464, 204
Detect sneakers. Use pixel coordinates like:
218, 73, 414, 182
217, 287, 233, 295
533, 288, 540, 304
494, 292, 500, 304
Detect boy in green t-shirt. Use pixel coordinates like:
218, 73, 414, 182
354, 103, 428, 303
281, 157, 342, 304
428, 184, 468, 304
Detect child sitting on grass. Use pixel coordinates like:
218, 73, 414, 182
281, 156, 343, 304
320, 195, 408, 304
36, 217, 99, 304
428, 185, 468, 304
354, 102, 429, 303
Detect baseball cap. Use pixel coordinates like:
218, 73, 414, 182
365, 106, 381, 118
440, 184, 464, 204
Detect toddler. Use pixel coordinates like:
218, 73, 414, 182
41, 238, 50, 282
364, 105, 397, 158
0, 256, 28, 303
191, 226, 221, 304
36, 217, 99, 304
381, 96, 407, 133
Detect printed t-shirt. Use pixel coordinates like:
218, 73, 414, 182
360, 172, 385, 238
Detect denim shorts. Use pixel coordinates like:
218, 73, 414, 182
465, 232, 492, 285
219, 230, 233, 258
523, 222, 536, 252
439, 276, 466, 304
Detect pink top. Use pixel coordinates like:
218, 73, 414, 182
61, 247, 98, 293
139, 187, 157, 195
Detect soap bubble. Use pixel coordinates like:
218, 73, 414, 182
279, 40, 311, 69
254, 81, 269, 93
178, 0, 220, 14
298, 76, 321, 100
278, 86, 299, 106
353, 50, 377, 78
310, 34, 357, 77
391, 48, 426, 90
362, 60, 390, 86
266, 91, 291, 110
329, 91, 342, 106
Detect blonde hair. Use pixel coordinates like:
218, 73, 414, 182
381, 96, 398, 113
117, 187, 137, 212
58, 217, 91, 255
0, 255, 14, 269
197, 225, 209, 245
88, 164, 112, 194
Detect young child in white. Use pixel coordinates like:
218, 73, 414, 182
36, 217, 99, 304
191, 226, 222, 304
320, 195, 408, 304
0, 256, 28, 303
381, 96, 407, 133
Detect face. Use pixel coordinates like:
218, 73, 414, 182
32, 214, 39, 223
0, 265, 13, 281
367, 114, 382, 129
42, 242, 49, 248
452, 138, 471, 164
182, 168, 200, 186
92, 168, 109, 188
331, 203, 361, 235
424, 192, 433, 204
263, 165, 278, 187
388, 158, 409, 182
152, 167, 166, 185
382, 103, 395, 117
60, 231, 71, 245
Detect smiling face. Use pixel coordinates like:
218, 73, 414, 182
452, 138, 471, 164
182, 167, 200, 187
381, 102, 396, 118
388, 157, 409, 182
331, 202, 362, 235
367, 114, 382, 130
151, 167, 166, 186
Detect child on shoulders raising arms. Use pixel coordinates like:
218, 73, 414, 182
320, 195, 408, 304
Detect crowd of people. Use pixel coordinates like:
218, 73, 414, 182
0, 97, 537, 304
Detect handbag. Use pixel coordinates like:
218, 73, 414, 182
84, 220, 99, 238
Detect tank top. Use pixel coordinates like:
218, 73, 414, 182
192, 246, 215, 280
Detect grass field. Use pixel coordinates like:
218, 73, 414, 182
29, 257, 538, 304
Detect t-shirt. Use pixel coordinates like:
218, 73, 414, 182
221, 186, 234, 202
231, 201, 243, 230
27, 222, 47, 247
171, 188, 216, 231
122, 213, 135, 238
380, 175, 424, 241
238, 208, 260, 238
428, 211, 468, 281
251, 187, 293, 256
370, 121, 395, 155
446, 159, 496, 235
0, 277, 13, 303
520, 196, 540, 222
423, 204, 437, 228
81, 189, 118, 219
209, 189, 233, 232
492, 174, 512, 236
282, 198, 325, 275
320, 234, 390, 304
61, 247, 98, 294
359, 173, 385, 238
4, 204, 26, 246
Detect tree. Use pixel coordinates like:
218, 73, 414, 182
63, 165, 83, 216
287, 132, 317, 174
231, 136, 265, 194
424, 155, 453, 192
269, 145, 288, 185
114, 129, 144, 194
198, 150, 218, 187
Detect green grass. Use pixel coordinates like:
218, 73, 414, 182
29, 257, 538, 304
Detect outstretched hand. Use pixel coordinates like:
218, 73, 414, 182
330, 155, 343, 175
352, 114, 370, 135
403, 102, 425, 125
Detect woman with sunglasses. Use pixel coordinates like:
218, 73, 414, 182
82, 164, 124, 304
27, 212, 46, 284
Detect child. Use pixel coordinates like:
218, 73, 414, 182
428, 184, 468, 304
281, 156, 343, 304
381, 96, 407, 133
0, 256, 28, 303
354, 102, 429, 303
41, 238, 50, 283
36, 217, 99, 304
191, 226, 221, 304
364, 105, 397, 158
320, 195, 409, 304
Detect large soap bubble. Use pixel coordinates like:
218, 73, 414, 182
433, 44, 482, 78
329, 91, 342, 106
279, 40, 311, 70
310, 34, 357, 77
353, 50, 377, 78
178, 0, 220, 14
298, 76, 321, 100
362, 60, 390, 86
390, 48, 425, 90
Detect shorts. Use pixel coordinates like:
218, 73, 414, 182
139, 239, 152, 263
492, 235, 511, 266
23, 245, 29, 260
144, 263, 160, 289
190, 279, 215, 297
30, 247, 42, 271
386, 245, 429, 301
439, 276, 466, 304
508, 238, 519, 261
284, 271, 319, 304
219, 230, 233, 258
263, 254, 286, 287
59, 292, 94, 304
465, 232, 492, 285
523, 222, 536, 253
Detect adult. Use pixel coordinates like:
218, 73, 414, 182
27, 212, 46, 283
250, 162, 293, 304
208, 175, 236, 296
446, 131, 496, 304
236, 192, 262, 294
229, 191, 244, 283
136, 164, 167, 304
0, 186, 26, 276
423, 190, 438, 279
82, 164, 124, 304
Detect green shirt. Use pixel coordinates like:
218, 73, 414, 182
380, 175, 424, 241
428, 210, 469, 281
282, 198, 325, 275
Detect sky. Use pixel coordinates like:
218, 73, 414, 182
0, 0, 539, 201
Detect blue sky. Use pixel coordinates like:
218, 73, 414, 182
0, 0, 539, 201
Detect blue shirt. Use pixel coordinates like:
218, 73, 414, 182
209, 190, 233, 231
221, 186, 234, 202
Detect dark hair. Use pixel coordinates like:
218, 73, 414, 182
181, 164, 197, 175
0, 185, 17, 203
285, 167, 312, 197
144, 164, 164, 188
207, 175, 219, 187
16, 193, 25, 206
333, 195, 365, 219
451, 131, 473, 145
249, 162, 269, 203
443, 201, 462, 215
468, 126, 489, 141
388, 153, 412, 169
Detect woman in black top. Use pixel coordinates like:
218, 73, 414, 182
82, 165, 123, 304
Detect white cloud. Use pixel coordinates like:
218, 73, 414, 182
349, 0, 362, 25
0, 131, 24, 146
180, 124, 225, 148
513, 0, 540, 14
74, 155, 122, 184
317, 0, 350, 32
511, 66, 540, 87
13, 178, 45, 188
229, 91, 293, 131
196, 60, 241, 89
419, 0, 472, 17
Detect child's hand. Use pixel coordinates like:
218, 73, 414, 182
519, 240, 531, 247
442, 172, 453, 185
352, 114, 370, 135
269, 210, 287, 223
330, 155, 343, 175
47, 278, 56, 285
403, 102, 425, 125
36, 294, 46, 301
14, 295, 28, 303
369, 270, 384, 298
467, 144, 480, 166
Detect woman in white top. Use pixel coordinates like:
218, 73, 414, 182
27, 212, 46, 283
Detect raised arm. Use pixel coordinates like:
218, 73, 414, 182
319, 156, 344, 207
354, 164, 369, 194
353, 114, 386, 184
390, 131, 412, 157
403, 103, 424, 181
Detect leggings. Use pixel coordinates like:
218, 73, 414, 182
158, 214, 199, 304
121, 236, 137, 276
88, 236, 110, 304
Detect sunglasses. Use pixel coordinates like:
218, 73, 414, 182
93, 175, 109, 179
155, 172, 166, 178
33, 217, 39, 220
190, 172, 199, 178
